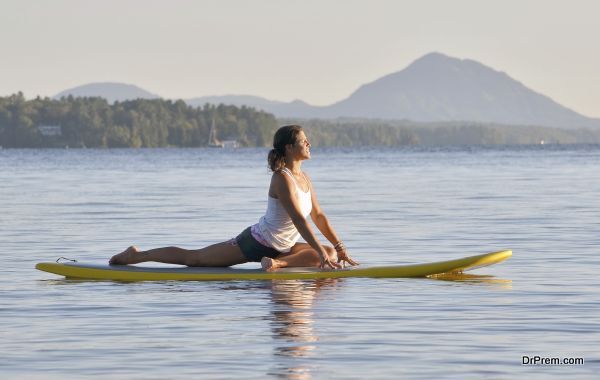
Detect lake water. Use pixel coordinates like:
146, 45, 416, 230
1, 146, 599, 379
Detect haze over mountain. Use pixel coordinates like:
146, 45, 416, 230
55, 53, 600, 129
319, 52, 600, 129
54, 82, 160, 103
185, 95, 315, 118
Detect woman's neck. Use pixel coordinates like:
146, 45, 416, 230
284, 161, 302, 175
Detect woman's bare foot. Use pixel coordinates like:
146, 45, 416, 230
261, 257, 285, 272
109, 246, 140, 265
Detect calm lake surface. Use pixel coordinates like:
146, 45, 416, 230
1, 146, 599, 379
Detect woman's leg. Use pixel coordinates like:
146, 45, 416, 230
109, 241, 248, 267
261, 243, 337, 271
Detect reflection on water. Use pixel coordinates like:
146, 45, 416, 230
267, 279, 340, 380
265, 274, 512, 378
39, 276, 341, 380
428, 273, 512, 289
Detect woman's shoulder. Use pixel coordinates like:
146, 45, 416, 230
272, 169, 302, 192
272, 168, 286, 178
271, 169, 291, 186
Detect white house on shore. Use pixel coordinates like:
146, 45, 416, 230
38, 125, 62, 136
221, 140, 239, 148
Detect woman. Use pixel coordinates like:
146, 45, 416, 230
109, 125, 358, 271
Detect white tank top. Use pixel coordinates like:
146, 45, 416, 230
257, 168, 312, 252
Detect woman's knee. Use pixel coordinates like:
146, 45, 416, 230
186, 243, 247, 267
181, 256, 196, 266
181, 248, 207, 267
184, 256, 204, 267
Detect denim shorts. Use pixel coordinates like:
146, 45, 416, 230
235, 226, 281, 262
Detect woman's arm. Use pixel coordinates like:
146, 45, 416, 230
309, 192, 340, 245
306, 173, 359, 267
271, 172, 340, 269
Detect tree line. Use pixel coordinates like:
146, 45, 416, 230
0, 93, 278, 148
2, 93, 599, 148
283, 118, 600, 146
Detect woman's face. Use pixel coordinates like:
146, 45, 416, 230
289, 131, 311, 160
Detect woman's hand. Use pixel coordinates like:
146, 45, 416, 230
319, 250, 342, 270
335, 242, 359, 268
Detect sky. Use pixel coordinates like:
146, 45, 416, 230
1, 0, 598, 117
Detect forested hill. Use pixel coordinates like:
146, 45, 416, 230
54, 82, 160, 103
0, 93, 278, 148
3, 93, 600, 148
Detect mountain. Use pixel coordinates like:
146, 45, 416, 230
191, 53, 599, 129
53, 53, 600, 129
186, 95, 316, 116
320, 52, 599, 129
54, 82, 160, 103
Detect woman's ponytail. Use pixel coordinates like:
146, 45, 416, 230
268, 148, 286, 172
267, 125, 303, 172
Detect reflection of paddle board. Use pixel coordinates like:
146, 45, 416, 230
36, 250, 511, 281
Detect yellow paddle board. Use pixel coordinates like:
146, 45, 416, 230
35, 250, 511, 281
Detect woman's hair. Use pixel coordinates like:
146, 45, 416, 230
268, 125, 304, 172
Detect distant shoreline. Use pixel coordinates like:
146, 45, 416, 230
2, 94, 600, 148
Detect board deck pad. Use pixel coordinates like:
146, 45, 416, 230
36, 250, 511, 281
